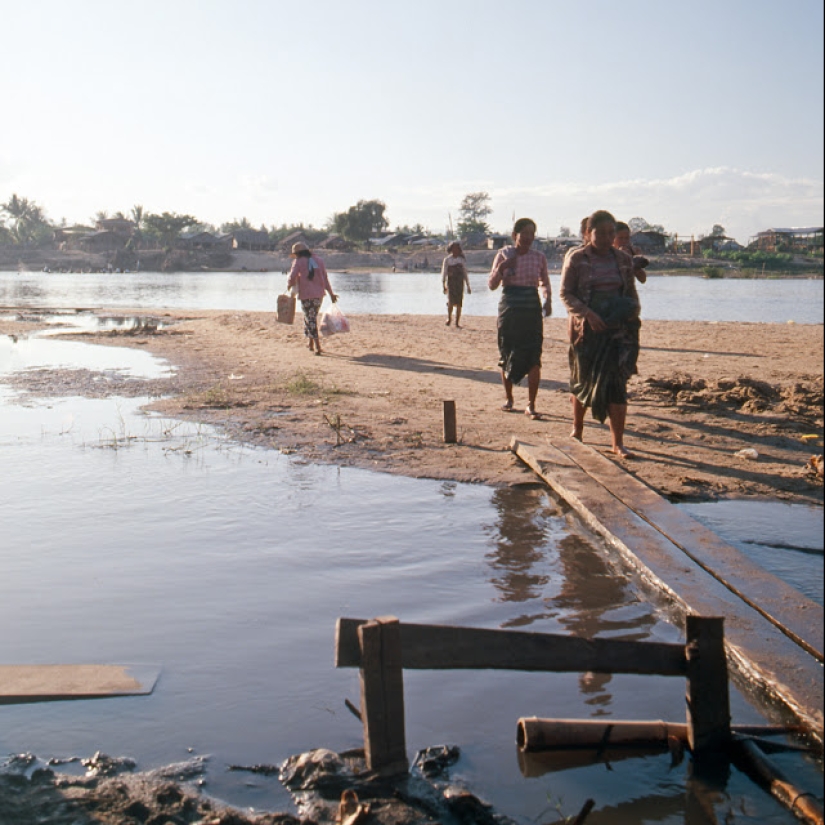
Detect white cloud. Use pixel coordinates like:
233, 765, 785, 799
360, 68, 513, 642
397, 168, 823, 242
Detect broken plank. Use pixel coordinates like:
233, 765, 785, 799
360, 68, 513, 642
0, 664, 160, 705
336, 618, 686, 675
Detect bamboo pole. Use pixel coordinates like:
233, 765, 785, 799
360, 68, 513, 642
732, 736, 823, 825
516, 717, 804, 753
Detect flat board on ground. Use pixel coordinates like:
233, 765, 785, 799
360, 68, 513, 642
0, 664, 160, 704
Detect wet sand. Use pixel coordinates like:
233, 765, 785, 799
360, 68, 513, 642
3, 311, 822, 505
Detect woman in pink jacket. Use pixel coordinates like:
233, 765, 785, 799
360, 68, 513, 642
287, 242, 337, 355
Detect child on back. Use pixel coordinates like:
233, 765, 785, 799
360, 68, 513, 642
613, 222, 649, 284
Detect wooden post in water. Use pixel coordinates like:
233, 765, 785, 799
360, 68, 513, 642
685, 615, 731, 756
357, 616, 408, 774
443, 400, 457, 444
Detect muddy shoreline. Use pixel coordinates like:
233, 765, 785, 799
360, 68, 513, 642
0, 309, 822, 822
2, 310, 822, 505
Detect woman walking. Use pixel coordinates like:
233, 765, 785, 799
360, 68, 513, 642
287, 242, 337, 355
488, 218, 551, 419
441, 241, 471, 327
560, 210, 640, 456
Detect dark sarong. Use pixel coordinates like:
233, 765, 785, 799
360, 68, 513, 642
301, 298, 322, 339
497, 286, 542, 385
569, 292, 637, 423
446, 265, 465, 307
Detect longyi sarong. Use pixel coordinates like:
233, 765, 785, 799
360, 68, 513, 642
497, 286, 543, 386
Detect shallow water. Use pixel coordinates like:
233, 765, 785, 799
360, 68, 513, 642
1, 269, 823, 323
680, 501, 824, 606
1, 318, 822, 822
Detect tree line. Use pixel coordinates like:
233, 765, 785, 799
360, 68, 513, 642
1, 191, 726, 249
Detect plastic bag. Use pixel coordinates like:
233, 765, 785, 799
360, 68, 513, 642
319, 303, 350, 336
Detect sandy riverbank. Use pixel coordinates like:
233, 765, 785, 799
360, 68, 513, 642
3, 311, 822, 505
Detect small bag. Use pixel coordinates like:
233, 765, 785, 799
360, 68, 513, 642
319, 303, 350, 336
277, 292, 296, 324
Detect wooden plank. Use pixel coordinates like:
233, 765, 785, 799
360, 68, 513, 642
553, 437, 823, 662
511, 439, 823, 739
357, 617, 408, 773
442, 400, 457, 444
0, 664, 160, 705
336, 617, 686, 676
685, 616, 731, 754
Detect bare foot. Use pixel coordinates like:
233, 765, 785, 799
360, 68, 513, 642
446, 319, 451, 326
525, 406, 542, 420
612, 445, 632, 458
501, 400, 514, 412
570, 430, 583, 441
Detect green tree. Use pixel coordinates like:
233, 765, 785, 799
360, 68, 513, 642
457, 191, 491, 236
711, 224, 726, 237
143, 211, 198, 248
1, 194, 50, 244
221, 217, 253, 233
331, 199, 388, 242
628, 216, 665, 234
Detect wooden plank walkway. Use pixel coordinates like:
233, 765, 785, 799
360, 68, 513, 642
0, 664, 160, 705
511, 438, 823, 740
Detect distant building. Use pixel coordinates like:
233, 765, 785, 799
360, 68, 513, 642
279, 230, 310, 252
178, 231, 232, 251
232, 229, 271, 251
96, 217, 135, 236
753, 227, 823, 253
486, 233, 510, 250
79, 230, 128, 253
630, 230, 668, 253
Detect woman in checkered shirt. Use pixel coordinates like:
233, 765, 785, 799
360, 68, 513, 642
488, 218, 552, 420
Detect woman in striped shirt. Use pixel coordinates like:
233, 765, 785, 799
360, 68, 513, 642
560, 210, 640, 457
488, 218, 552, 419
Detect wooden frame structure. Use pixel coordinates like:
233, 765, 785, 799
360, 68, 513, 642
335, 613, 728, 773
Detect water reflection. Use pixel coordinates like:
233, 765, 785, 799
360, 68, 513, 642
484, 486, 556, 603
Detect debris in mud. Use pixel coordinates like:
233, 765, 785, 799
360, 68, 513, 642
641, 374, 823, 427
0, 754, 295, 825
279, 746, 516, 825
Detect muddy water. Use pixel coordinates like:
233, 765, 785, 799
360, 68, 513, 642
0, 328, 822, 822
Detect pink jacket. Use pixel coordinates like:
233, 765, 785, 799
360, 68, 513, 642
287, 254, 333, 301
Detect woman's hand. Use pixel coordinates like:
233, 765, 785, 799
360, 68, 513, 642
467, 287, 472, 294
331, 293, 338, 303
586, 309, 606, 332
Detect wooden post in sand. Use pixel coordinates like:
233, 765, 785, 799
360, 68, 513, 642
443, 400, 457, 444
685, 615, 731, 756
357, 616, 408, 774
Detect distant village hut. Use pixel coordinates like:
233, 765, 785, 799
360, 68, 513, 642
316, 233, 352, 251
79, 230, 129, 254
754, 227, 823, 253
279, 230, 310, 253
486, 233, 510, 250
630, 230, 668, 254
232, 229, 272, 251
178, 231, 232, 251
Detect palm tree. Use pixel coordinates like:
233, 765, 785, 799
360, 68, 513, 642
1, 194, 48, 243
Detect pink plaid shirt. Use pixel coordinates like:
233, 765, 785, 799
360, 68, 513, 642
488, 246, 550, 302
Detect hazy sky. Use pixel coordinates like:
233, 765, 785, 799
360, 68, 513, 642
2, 0, 822, 243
